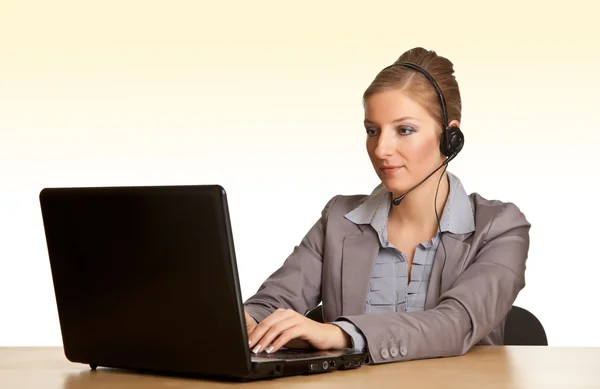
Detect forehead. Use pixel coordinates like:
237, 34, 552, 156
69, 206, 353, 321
364, 89, 433, 123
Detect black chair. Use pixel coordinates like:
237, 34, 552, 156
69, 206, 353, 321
503, 306, 548, 346
305, 305, 325, 323
305, 304, 547, 346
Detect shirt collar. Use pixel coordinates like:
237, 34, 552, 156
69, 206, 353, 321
344, 171, 475, 236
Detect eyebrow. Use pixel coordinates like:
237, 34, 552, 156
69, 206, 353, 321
364, 116, 420, 125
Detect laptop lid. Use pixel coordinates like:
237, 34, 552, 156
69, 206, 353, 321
40, 185, 253, 378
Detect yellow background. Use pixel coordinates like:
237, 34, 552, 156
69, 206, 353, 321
1, 0, 599, 346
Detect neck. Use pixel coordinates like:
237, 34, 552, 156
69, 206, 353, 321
389, 170, 450, 235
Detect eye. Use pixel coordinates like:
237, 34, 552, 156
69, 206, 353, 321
397, 126, 415, 136
365, 127, 378, 137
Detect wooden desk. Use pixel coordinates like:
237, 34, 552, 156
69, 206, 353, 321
1, 346, 599, 388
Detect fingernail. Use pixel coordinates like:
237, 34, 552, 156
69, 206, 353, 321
252, 345, 261, 354
266, 346, 274, 354
248, 340, 253, 346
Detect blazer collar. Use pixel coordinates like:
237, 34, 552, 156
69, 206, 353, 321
343, 171, 475, 236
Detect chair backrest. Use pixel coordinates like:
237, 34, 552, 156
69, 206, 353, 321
305, 305, 324, 323
306, 304, 548, 346
504, 305, 548, 346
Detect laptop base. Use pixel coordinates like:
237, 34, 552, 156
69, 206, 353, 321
248, 350, 368, 380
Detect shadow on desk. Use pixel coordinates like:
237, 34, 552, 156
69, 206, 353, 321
63, 369, 226, 389
62, 367, 247, 388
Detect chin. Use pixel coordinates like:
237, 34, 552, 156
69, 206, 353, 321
379, 176, 412, 196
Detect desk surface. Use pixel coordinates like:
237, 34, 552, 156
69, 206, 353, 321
1, 346, 599, 388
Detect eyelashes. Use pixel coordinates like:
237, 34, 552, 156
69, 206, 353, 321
397, 126, 416, 136
365, 126, 416, 137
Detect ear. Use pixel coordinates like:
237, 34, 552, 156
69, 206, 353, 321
448, 119, 461, 129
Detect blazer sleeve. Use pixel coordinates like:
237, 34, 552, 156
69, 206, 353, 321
242, 196, 339, 323
337, 202, 530, 364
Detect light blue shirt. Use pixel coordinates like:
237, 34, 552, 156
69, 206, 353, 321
332, 171, 475, 351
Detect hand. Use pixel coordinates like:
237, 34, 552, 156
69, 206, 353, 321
247, 308, 351, 354
244, 311, 257, 335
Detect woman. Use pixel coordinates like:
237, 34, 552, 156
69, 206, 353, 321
242, 47, 530, 364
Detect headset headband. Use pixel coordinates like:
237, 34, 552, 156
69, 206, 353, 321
379, 61, 449, 128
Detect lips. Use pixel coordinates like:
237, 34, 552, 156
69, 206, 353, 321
380, 166, 403, 174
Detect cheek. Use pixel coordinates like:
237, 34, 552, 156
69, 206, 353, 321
406, 136, 439, 165
366, 140, 377, 160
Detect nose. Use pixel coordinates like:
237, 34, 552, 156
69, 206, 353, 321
374, 130, 396, 160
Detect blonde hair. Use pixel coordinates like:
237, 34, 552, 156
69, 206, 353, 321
363, 47, 462, 129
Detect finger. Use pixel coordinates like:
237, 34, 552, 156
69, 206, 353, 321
244, 313, 257, 335
248, 310, 287, 349
248, 309, 295, 349
250, 315, 298, 354
247, 322, 257, 336
259, 308, 294, 327
252, 316, 300, 354
267, 325, 305, 354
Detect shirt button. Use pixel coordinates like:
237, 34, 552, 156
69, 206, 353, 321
389, 347, 398, 357
400, 345, 407, 357
381, 348, 390, 359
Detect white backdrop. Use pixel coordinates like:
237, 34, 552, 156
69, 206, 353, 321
1, 0, 599, 347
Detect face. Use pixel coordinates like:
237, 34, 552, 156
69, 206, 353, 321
364, 89, 445, 196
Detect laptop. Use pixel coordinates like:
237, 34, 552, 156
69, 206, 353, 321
39, 184, 368, 380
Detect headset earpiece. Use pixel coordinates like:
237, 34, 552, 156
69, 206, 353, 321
441, 125, 464, 157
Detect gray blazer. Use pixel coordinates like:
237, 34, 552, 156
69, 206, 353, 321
243, 189, 531, 364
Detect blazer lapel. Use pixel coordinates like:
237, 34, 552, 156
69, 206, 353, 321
341, 227, 379, 316
425, 233, 472, 310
